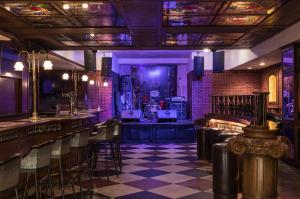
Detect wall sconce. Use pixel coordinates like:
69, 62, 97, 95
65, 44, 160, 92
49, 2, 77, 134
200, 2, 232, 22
103, 78, 109, 87
62, 73, 70, 80
81, 74, 88, 82
14, 61, 24, 71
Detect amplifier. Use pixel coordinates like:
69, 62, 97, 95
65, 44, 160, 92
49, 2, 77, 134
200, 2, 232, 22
121, 110, 142, 122
157, 110, 177, 122
169, 102, 187, 120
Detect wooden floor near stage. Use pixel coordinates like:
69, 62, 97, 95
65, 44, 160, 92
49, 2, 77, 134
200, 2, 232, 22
121, 120, 195, 143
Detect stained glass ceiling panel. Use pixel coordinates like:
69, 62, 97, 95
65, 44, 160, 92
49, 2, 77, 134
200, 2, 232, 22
221, 0, 285, 15
216, 15, 264, 25
201, 33, 244, 46
163, 16, 212, 26
61, 2, 115, 16
1, 3, 60, 16
164, 33, 201, 46
163, 1, 220, 15
25, 16, 74, 27
77, 16, 125, 27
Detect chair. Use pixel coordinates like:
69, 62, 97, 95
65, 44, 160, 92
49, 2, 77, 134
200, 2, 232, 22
89, 120, 119, 182
0, 153, 21, 199
21, 140, 54, 199
112, 120, 122, 173
51, 133, 76, 199
70, 128, 93, 199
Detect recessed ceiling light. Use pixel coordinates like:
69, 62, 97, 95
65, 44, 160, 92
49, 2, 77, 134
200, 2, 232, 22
202, 48, 211, 52
247, 67, 253, 70
82, 3, 89, 9
63, 4, 70, 10
259, 62, 266, 66
90, 33, 95, 37
89, 80, 95, 85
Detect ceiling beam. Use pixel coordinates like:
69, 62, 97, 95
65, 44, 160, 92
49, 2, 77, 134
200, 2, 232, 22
165, 26, 259, 34
0, 27, 130, 35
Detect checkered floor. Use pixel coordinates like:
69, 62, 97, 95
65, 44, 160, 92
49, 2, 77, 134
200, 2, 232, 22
81, 143, 213, 199
76, 143, 300, 199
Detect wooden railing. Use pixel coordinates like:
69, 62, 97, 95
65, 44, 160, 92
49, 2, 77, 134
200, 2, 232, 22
211, 95, 282, 118
211, 95, 255, 118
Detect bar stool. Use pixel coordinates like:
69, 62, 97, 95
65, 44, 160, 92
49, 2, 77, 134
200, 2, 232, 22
112, 120, 122, 173
21, 140, 54, 199
89, 120, 119, 182
70, 128, 93, 199
0, 153, 21, 199
51, 133, 76, 199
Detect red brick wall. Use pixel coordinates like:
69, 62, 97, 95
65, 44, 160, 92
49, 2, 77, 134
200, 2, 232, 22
87, 71, 112, 121
189, 70, 262, 120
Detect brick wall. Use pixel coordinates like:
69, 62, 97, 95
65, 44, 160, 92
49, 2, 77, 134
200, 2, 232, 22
87, 71, 112, 121
190, 70, 262, 120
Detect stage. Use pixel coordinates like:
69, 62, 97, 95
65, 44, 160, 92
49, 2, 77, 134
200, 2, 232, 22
121, 120, 195, 143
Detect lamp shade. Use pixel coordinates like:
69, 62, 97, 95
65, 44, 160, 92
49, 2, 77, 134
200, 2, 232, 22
62, 73, 69, 80
43, 60, 53, 70
14, 61, 24, 71
82, 74, 88, 82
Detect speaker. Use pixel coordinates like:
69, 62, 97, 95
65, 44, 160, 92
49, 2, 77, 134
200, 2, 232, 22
121, 110, 142, 122
213, 51, 225, 73
101, 57, 112, 77
157, 110, 177, 122
193, 56, 204, 80
169, 102, 187, 120
84, 50, 96, 71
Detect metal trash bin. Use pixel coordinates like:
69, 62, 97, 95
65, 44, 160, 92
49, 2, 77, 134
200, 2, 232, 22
206, 128, 222, 161
196, 127, 209, 160
213, 142, 238, 199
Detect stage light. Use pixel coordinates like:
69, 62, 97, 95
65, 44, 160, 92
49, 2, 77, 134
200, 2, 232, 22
82, 3, 89, 9
14, 61, 24, 71
202, 48, 211, 53
43, 60, 53, 70
63, 4, 70, 10
89, 80, 95, 85
62, 73, 69, 80
82, 74, 88, 82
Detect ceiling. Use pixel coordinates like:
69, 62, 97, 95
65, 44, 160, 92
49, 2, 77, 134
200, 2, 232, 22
0, 0, 300, 50
232, 49, 281, 70
48, 52, 84, 70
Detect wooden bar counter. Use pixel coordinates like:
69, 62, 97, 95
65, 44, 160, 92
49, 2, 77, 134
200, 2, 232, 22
0, 112, 99, 161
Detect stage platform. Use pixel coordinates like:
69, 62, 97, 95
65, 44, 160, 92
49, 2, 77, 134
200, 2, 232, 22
121, 120, 195, 143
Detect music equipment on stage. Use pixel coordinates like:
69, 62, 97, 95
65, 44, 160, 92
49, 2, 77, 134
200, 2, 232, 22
84, 50, 96, 71
121, 110, 142, 122
169, 101, 187, 120
213, 51, 225, 73
171, 96, 185, 102
193, 56, 204, 80
101, 57, 112, 77
157, 110, 177, 122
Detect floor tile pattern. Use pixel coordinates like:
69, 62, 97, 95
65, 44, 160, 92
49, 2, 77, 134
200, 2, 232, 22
68, 143, 299, 199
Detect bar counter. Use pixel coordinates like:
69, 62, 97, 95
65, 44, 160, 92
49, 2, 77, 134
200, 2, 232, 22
0, 111, 100, 161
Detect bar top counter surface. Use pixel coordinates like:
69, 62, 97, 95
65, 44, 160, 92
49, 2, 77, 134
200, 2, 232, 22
0, 109, 103, 161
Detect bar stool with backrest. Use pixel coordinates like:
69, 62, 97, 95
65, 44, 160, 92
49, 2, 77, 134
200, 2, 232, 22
21, 140, 54, 199
89, 119, 119, 182
112, 120, 122, 173
0, 153, 21, 199
51, 133, 76, 199
70, 128, 93, 199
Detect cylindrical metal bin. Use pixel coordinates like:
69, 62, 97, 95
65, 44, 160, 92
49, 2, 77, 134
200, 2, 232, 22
196, 127, 209, 160
213, 142, 238, 199
206, 128, 223, 161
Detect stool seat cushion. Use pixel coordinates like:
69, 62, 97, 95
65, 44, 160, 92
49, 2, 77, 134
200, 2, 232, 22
21, 144, 52, 170
0, 155, 21, 192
